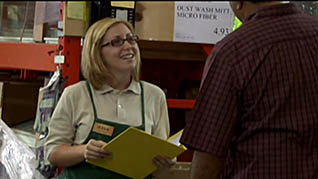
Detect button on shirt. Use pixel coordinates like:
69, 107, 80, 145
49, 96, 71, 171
45, 80, 170, 162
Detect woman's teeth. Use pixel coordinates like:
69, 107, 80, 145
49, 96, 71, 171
121, 54, 134, 60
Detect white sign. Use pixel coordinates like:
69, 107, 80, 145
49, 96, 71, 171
174, 1, 235, 44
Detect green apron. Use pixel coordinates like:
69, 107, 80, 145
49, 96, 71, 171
58, 81, 146, 179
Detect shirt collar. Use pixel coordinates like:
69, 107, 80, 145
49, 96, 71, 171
244, 3, 302, 23
96, 79, 141, 95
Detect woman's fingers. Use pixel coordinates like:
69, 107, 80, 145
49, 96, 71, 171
84, 139, 112, 160
86, 149, 111, 160
90, 140, 107, 148
85, 149, 105, 160
153, 155, 175, 169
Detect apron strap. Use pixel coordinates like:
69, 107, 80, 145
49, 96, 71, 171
85, 81, 98, 119
140, 81, 145, 127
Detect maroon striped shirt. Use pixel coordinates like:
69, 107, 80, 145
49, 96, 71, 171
181, 3, 318, 179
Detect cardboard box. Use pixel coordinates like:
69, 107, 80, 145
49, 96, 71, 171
33, 2, 46, 42
135, 2, 175, 42
33, 2, 90, 37
63, 2, 90, 37
152, 162, 191, 179
0, 81, 42, 127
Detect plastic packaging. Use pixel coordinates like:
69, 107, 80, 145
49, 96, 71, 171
0, 119, 36, 179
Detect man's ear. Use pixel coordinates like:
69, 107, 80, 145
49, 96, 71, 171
236, 1, 243, 10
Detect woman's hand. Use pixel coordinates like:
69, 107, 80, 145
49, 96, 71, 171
83, 139, 112, 160
152, 155, 175, 170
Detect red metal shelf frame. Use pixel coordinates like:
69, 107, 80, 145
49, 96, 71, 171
0, 42, 58, 72
167, 99, 196, 109
0, 39, 81, 87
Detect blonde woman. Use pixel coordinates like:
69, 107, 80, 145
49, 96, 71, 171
44, 18, 173, 179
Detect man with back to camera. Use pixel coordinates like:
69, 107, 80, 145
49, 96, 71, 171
180, 1, 318, 179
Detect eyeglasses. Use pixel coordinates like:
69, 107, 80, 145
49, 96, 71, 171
101, 34, 139, 47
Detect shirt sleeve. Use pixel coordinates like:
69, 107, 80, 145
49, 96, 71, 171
151, 89, 170, 140
44, 87, 76, 161
180, 52, 239, 158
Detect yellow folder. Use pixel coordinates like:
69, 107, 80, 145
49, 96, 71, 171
86, 127, 186, 179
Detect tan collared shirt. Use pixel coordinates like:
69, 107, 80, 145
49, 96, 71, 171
45, 80, 170, 160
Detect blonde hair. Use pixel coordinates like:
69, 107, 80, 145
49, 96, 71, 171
81, 18, 141, 90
